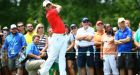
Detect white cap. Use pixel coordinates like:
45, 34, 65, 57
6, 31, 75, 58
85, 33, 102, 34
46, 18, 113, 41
118, 17, 125, 23
43, 0, 51, 7
3, 26, 8, 30
10, 24, 17, 29
113, 27, 118, 31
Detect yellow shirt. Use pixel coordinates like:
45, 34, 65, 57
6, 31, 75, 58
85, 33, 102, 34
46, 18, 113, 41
24, 32, 36, 45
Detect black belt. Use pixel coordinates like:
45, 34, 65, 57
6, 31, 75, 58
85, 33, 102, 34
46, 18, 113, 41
79, 45, 93, 48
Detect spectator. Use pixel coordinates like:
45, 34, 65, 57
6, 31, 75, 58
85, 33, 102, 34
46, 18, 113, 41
93, 20, 105, 75
0, 32, 3, 74
134, 22, 140, 75
76, 17, 95, 75
70, 24, 78, 74
104, 23, 112, 33
101, 28, 119, 75
0, 32, 3, 48
34, 23, 48, 53
2, 24, 27, 75
47, 27, 53, 37
125, 19, 135, 39
125, 19, 131, 28
1, 27, 10, 75
17, 22, 26, 35
65, 24, 76, 75
114, 17, 133, 75
2, 26, 9, 38
125, 19, 137, 75
17, 21, 28, 75
25, 35, 46, 75
24, 23, 36, 45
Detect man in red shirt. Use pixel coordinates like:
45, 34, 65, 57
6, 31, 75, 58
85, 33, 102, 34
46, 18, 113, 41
38, 0, 68, 75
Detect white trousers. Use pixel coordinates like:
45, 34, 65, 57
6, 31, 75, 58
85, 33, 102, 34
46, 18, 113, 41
103, 55, 119, 75
39, 34, 68, 75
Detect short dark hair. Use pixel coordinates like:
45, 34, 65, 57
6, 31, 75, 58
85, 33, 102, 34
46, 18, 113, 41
32, 35, 40, 41
17, 22, 24, 26
106, 28, 114, 36
46, 3, 51, 7
65, 25, 70, 34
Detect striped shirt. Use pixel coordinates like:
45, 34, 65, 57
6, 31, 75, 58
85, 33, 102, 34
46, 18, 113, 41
37, 35, 47, 50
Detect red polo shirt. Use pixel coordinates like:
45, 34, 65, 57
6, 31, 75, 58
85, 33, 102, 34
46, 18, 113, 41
46, 9, 65, 34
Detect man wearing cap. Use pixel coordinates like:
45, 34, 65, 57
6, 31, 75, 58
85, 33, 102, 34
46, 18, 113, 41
38, 0, 68, 75
2, 26, 9, 38
114, 17, 133, 75
93, 20, 105, 75
2, 24, 27, 75
76, 17, 95, 75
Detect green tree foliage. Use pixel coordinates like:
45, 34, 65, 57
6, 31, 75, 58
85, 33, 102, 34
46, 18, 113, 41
0, 0, 140, 30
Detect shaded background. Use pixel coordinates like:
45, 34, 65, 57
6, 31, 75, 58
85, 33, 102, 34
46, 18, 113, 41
0, 0, 140, 30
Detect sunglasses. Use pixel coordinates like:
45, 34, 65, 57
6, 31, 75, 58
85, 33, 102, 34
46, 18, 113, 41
83, 21, 89, 23
27, 26, 33, 27
96, 23, 103, 26
18, 25, 24, 27
71, 27, 77, 29
38, 27, 43, 29
11, 28, 17, 30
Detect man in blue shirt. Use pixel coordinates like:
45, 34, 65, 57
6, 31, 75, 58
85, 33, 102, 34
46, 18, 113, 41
114, 18, 133, 75
3, 24, 27, 75
25, 35, 46, 75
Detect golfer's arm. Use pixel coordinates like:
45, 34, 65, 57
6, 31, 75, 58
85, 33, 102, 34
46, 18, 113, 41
52, 3, 62, 13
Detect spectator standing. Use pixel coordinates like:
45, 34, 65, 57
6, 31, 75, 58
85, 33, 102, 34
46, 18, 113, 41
2, 24, 27, 75
0, 32, 3, 75
17, 21, 28, 75
134, 22, 140, 75
114, 17, 133, 75
93, 21, 105, 75
1, 27, 10, 75
65, 25, 76, 75
101, 28, 119, 75
2, 26, 9, 38
76, 17, 95, 75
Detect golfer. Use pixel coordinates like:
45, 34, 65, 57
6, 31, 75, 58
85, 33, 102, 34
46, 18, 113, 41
38, 0, 68, 75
